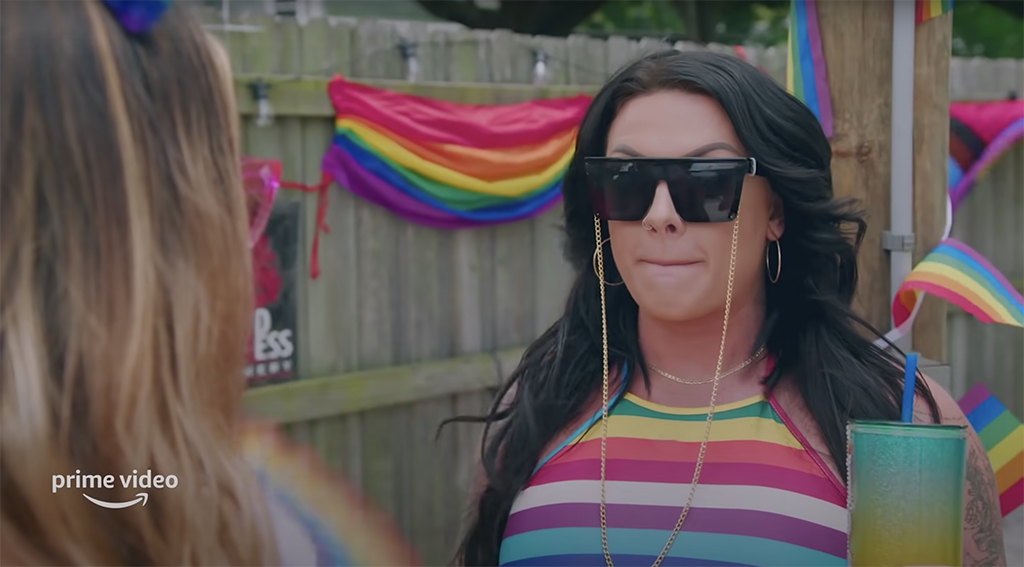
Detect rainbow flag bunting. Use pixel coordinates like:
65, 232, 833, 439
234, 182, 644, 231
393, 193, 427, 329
958, 384, 1024, 517
320, 76, 590, 230
786, 0, 833, 137
893, 238, 1024, 330
916, 0, 954, 24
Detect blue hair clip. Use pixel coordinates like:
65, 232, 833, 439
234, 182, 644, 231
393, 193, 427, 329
101, 0, 171, 35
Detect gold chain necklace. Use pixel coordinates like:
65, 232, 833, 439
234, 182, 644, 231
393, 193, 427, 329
593, 213, 741, 567
647, 346, 765, 385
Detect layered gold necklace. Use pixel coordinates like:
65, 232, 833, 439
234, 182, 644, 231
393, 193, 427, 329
647, 346, 765, 385
591, 211, 742, 567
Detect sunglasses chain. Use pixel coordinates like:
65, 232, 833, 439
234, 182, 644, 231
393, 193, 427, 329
593, 208, 741, 567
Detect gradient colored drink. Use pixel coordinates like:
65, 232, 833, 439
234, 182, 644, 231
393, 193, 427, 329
847, 420, 967, 567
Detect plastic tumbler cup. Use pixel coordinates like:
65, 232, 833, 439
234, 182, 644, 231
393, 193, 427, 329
847, 420, 968, 567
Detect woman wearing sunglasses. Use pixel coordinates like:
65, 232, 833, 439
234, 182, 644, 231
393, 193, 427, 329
453, 50, 1005, 567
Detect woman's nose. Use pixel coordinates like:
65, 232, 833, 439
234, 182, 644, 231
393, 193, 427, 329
643, 182, 683, 234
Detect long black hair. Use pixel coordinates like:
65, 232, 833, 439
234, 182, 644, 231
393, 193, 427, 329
444, 49, 940, 566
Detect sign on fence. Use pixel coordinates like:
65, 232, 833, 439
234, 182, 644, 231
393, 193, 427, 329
246, 200, 299, 385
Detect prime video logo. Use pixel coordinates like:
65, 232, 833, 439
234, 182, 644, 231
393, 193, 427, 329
52, 469, 178, 509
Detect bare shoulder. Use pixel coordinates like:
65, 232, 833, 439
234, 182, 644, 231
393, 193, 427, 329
910, 374, 967, 425
915, 375, 1006, 567
769, 375, 840, 477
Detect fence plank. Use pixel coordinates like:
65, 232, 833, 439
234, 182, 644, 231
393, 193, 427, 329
565, 34, 604, 86
360, 406, 404, 531
987, 159, 1022, 413
445, 30, 489, 357
450, 390, 494, 548
1003, 153, 1023, 417
408, 397, 458, 563
301, 18, 361, 375
529, 33, 600, 338
395, 22, 449, 365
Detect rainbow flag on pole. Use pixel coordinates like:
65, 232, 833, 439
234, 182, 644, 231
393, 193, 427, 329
786, 0, 833, 137
958, 384, 1024, 517
916, 0, 954, 24
893, 238, 1024, 329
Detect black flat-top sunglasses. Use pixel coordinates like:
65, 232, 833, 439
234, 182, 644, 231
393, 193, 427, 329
584, 157, 760, 223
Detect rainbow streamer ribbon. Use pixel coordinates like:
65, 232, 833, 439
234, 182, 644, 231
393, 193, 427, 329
893, 238, 1024, 329
240, 421, 420, 566
321, 76, 591, 230
916, 0, 954, 24
949, 100, 1024, 212
786, 0, 833, 137
957, 384, 1024, 517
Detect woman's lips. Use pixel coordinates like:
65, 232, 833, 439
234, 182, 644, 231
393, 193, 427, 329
640, 260, 703, 279
641, 259, 701, 267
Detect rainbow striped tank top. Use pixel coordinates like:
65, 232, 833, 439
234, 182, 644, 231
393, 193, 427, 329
499, 367, 849, 567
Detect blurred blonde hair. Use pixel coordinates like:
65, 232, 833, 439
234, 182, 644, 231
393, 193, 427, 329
0, 1, 276, 564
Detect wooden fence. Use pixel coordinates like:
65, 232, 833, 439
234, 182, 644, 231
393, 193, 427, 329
197, 8, 1024, 563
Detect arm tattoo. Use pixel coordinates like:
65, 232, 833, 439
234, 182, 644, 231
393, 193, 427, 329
963, 442, 1006, 567
913, 408, 937, 424
916, 406, 1005, 565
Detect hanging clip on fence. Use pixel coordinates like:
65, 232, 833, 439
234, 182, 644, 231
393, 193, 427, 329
882, 230, 916, 252
532, 49, 549, 85
249, 80, 274, 128
398, 39, 420, 83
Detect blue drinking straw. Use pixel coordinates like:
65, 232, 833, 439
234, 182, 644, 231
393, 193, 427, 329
900, 353, 919, 423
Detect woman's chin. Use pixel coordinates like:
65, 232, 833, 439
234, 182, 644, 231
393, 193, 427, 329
633, 292, 714, 323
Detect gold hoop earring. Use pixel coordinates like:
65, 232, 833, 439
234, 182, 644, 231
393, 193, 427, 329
766, 239, 781, 283
592, 231, 624, 286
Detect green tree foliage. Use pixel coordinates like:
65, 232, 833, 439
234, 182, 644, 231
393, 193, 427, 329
579, 0, 1022, 58
950, 0, 1023, 58
576, 0, 788, 46
413, 0, 1022, 58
